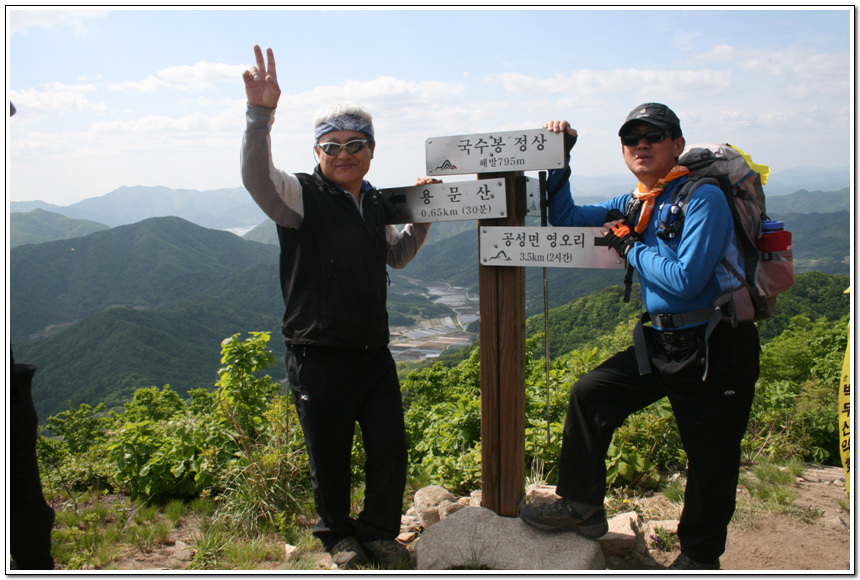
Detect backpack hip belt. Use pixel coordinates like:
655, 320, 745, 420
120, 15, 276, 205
650, 309, 715, 330
633, 286, 753, 381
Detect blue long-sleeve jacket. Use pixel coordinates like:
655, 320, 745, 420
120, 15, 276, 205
547, 166, 744, 325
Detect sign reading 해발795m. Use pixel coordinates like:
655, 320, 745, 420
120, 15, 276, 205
380, 178, 507, 224
480, 226, 627, 269
426, 129, 565, 176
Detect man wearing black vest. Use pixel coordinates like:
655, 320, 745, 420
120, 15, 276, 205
241, 45, 433, 569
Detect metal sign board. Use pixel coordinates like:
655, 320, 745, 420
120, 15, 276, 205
480, 226, 627, 269
523, 176, 542, 217
426, 129, 565, 176
380, 179, 507, 224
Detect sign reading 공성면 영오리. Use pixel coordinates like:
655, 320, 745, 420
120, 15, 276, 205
480, 226, 627, 270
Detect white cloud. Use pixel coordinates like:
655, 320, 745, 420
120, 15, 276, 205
109, 75, 173, 93
9, 9, 108, 35
9, 102, 249, 201
488, 69, 733, 99
85, 102, 245, 139
8, 83, 110, 117
288, 77, 465, 108
272, 77, 469, 135
110, 62, 248, 93
698, 44, 847, 96
157, 62, 248, 88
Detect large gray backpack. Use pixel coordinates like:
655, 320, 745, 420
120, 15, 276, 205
675, 143, 795, 320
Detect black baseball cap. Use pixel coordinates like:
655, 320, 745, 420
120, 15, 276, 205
618, 103, 682, 137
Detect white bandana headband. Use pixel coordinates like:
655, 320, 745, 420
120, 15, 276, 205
314, 114, 374, 141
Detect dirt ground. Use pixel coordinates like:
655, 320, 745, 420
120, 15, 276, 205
84, 463, 852, 572
639, 463, 852, 572
720, 463, 852, 572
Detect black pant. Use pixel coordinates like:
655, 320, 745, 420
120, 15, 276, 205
286, 345, 407, 549
556, 321, 759, 562
10, 356, 55, 570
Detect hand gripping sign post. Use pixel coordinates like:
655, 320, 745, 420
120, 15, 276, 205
383, 128, 624, 517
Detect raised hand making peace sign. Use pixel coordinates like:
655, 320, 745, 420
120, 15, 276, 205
243, 44, 281, 109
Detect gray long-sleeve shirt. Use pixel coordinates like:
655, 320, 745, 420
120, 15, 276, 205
240, 104, 430, 269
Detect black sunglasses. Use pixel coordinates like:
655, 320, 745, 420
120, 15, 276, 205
620, 131, 672, 147
316, 139, 373, 156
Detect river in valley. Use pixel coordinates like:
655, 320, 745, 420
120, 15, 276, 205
388, 278, 478, 362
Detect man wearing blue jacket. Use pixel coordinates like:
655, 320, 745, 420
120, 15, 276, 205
519, 103, 760, 570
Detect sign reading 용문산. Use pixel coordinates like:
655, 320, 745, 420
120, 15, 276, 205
380, 178, 508, 224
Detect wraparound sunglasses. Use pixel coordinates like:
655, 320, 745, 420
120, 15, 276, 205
316, 139, 373, 156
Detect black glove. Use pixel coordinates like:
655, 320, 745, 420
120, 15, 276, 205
564, 131, 578, 155
604, 209, 639, 258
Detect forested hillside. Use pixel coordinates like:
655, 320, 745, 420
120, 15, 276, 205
13, 265, 285, 418
10, 208, 109, 248
10, 217, 280, 342
431, 271, 850, 371
765, 188, 849, 214
524, 272, 849, 357
771, 211, 849, 274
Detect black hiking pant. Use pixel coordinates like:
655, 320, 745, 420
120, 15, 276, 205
286, 344, 407, 550
10, 354, 55, 570
555, 321, 759, 563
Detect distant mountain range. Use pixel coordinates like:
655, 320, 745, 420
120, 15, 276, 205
11, 185, 269, 230
507, 164, 850, 202
9, 165, 849, 232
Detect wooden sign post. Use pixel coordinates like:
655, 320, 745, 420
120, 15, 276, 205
423, 129, 566, 517
477, 172, 527, 516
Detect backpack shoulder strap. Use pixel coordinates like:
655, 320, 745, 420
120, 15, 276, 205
621, 191, 639, 303
674, 175, 721, 205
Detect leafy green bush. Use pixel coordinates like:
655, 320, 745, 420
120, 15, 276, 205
36, 291, 849, 532
122, 385, 185, 422
402, 348, 483, 493
746, 314, 847, 465
38, 402, 115, 495
108, 413, 233, 501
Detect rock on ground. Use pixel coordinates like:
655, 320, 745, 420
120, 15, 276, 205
415, 506, 605, 570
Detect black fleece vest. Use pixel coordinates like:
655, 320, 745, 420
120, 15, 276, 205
277, 167, 395, 350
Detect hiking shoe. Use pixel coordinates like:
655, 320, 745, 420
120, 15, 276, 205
668, 553, 721, 570
360, 539, 409, 565
328, 536, 368, 569
519, 498, 608, 538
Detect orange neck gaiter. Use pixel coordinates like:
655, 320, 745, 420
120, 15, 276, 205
633, 165, 690, 234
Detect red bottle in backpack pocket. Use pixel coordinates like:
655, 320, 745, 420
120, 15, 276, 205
757, 220, 792, 252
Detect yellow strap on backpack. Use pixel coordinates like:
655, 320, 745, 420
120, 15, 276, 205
729, 144, 770, 186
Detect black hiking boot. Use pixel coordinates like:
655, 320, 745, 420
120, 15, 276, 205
328, 536, 368, 569
360, 539, 409, 565
668, 553, 721, 570
518, 498, 608, 538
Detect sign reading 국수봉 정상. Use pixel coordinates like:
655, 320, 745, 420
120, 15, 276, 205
425, 129, 565, 176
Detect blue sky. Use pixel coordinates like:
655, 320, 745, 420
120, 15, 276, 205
6, 7, 853, 206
